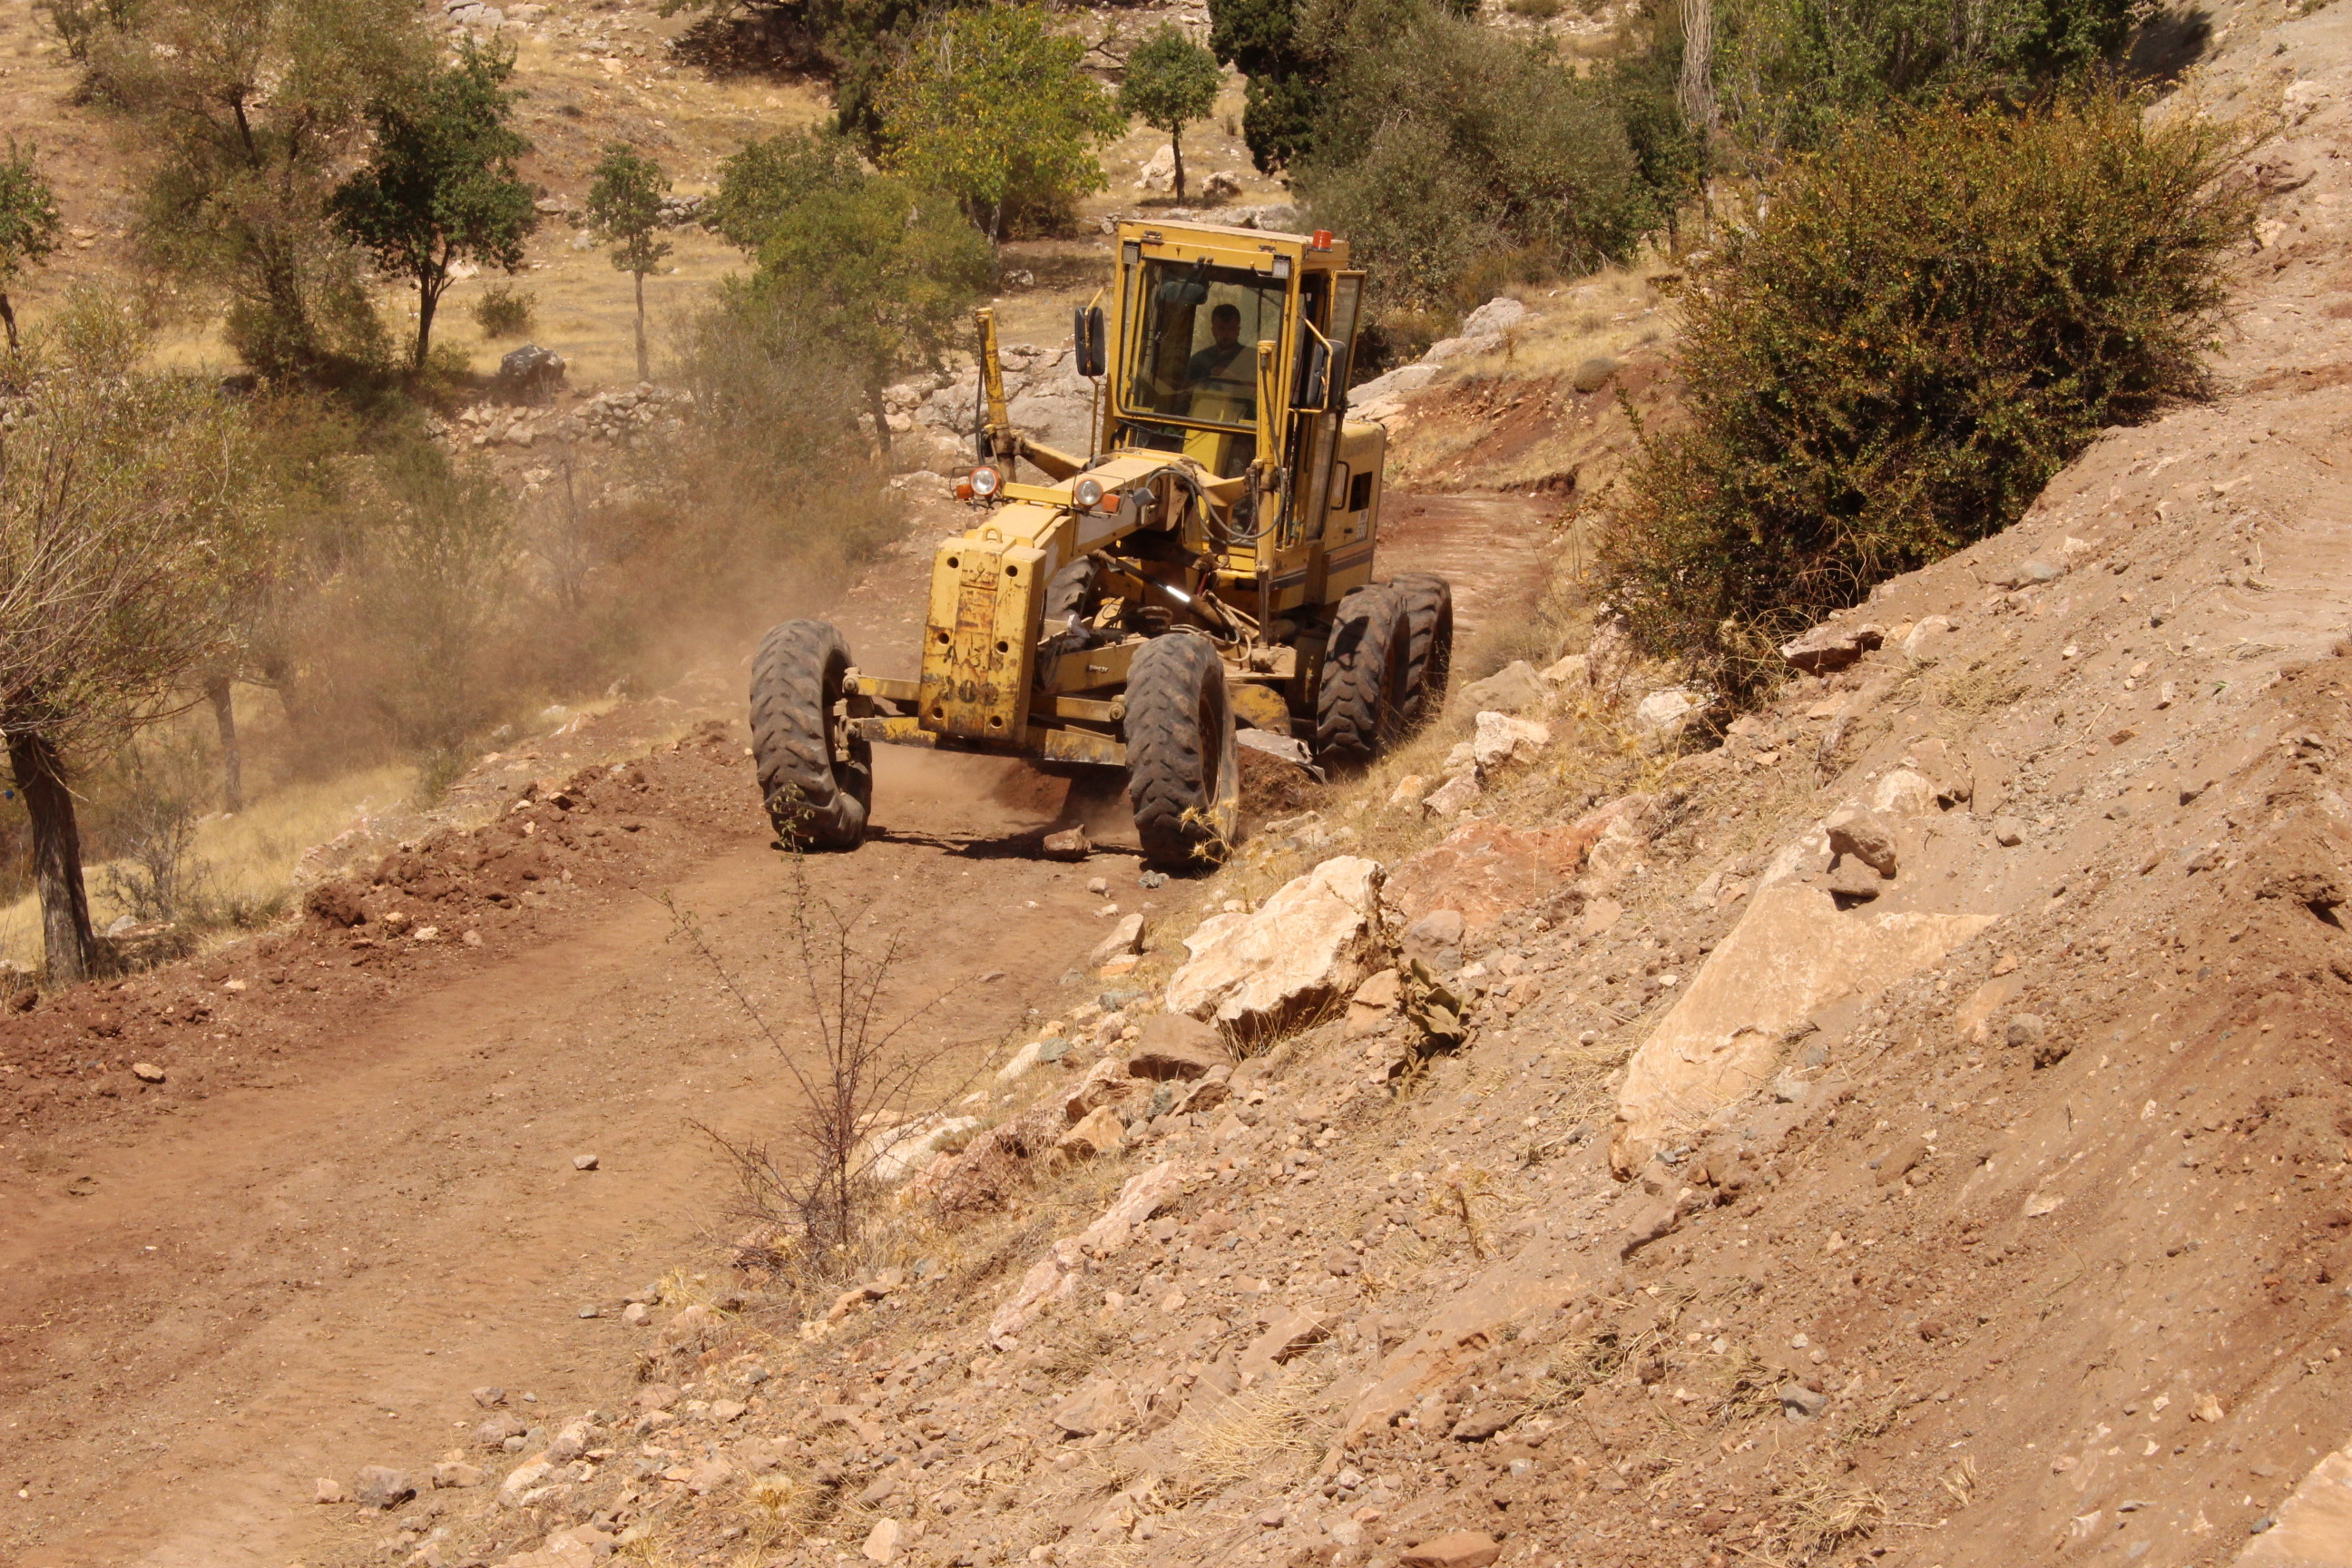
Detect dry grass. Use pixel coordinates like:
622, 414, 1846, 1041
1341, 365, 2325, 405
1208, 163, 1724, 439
0, 754, 417, 970
1938, 661, 2030, 713
1767, 1471, 1890, 1561
1168, 1363, 1326, 1502
1709, 1348, 1786, 1426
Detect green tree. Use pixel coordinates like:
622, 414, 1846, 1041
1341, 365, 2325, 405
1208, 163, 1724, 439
331, 39, 539, 375
0, 141, 62, 350
1210, 0, 1473, 174
1121, 25, 1222, 204
1712, 0, 2136, 156
96, 0, 424, 380
1604, 87, 2253, 692
877, 5, 1126, 249
0, 292, 266, 984
587, 144, 672, 384
1294, 2, 1651, 309
716, 129, 990, 453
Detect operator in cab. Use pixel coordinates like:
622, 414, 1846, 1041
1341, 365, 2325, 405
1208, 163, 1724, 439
1183, 300, 1256, 435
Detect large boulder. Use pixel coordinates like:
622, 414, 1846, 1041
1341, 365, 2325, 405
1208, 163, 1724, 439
1124, 1013, 1230, 1081
1163, 858, 1384, 1040
494, 343, 566, 405
1610, 882, 1995, 1174
1456, 660, 1548, 715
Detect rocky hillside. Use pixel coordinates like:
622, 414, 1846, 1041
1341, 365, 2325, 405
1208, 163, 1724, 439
279, 4, 2352, 1568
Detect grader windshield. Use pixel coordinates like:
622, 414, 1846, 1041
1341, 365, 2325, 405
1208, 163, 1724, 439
1118, 259, 1289, 477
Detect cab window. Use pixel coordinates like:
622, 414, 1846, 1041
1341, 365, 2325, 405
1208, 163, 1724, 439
1122, 260, 1287, 432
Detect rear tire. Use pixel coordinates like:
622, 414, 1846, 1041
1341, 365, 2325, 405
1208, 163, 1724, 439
1391, 573, 1455, 724
749, 619, 871, 850
1125, 633, 1240, 869
1315, 583, 1410, 769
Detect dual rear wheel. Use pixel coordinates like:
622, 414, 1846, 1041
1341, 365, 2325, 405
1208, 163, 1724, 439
1315, 573, 1454, 768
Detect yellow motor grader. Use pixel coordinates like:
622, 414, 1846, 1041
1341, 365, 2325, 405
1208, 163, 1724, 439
748, 219, 1453, 868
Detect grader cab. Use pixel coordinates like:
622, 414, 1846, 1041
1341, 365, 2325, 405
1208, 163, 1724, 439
748, 219, 1454, 868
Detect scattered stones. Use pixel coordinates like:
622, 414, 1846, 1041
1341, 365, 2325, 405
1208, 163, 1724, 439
1400, 908, 1465, 974
1457, 660, 1548, 715
353, 1465, 416, 1509
1042, 826, 1092, 861
1634, 687, 1706, 738
1346, 968, 1402, 1036
315, 1477, 346, 1504
1991, 817, 2027, 847
1824, 803, 1899, 877
1049, 1377, 1132, 1436
1779, 621, 1886, 674
1460, 297, 1527, 336
1471, 710, 1551, 770
1088, 913, 1145, 966
1054, 1104, 1127, 1162
1421, 771, 1483, 818
433, 1458, 486, 1489
572, 1152, 599, 1171
476, 1414, 527, 1447
622, 1301, 651, 1326
1779, 1382, 1831, 1420
1163, 857, 1385, 1040
863, 1516, 904, 1563
1570, 356, 1619, 394
1995, 559, 2065, 588
1401, 1530, 1504, 1568
131, 1062, 165, 1083
1124, 1013, 1230, 1080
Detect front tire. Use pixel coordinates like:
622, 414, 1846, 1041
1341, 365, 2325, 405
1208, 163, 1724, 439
1315, 583, 1411, 769
749, 619, 871, 850
1125, 633, 1240, 870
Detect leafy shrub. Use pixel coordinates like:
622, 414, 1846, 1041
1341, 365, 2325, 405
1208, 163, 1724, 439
1293, 0, 1655, 309
471, 282, 534, 338
716, 129, 987, 448
877, 5, 1124, 245
1714, 0, 2137, 155
1603, 85, 2252, 694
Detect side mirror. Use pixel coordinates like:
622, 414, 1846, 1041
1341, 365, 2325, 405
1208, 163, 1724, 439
1073, 306, 1106, 378
1301, 338, 1333, 411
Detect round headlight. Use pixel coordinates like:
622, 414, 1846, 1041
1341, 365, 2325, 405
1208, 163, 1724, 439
968, 466, 1002, 499
1073, 478, 1105, 510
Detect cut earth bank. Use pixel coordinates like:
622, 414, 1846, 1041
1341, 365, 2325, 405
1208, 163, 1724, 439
310, 4, 2352, 1565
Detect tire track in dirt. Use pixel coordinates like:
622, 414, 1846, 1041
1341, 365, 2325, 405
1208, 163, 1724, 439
1, 809, 1118, 1567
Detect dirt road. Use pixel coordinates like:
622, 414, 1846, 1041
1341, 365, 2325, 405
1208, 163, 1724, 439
0, 493, 1553, 1568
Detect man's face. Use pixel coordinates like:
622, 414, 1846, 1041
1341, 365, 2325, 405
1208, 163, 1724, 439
1210, 309, 1240, 347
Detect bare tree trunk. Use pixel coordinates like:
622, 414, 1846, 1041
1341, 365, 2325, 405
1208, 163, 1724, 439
633, 270, 649, 384
206, 676, 243, 813
6, 727, 95, 985
1680, 0, 1715, 133
0, 291, 17, 351
867, 381, 894, 458
1172, 129, 1187, 204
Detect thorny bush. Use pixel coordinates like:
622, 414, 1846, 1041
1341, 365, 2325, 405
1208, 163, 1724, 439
1603, 83, 2253, 695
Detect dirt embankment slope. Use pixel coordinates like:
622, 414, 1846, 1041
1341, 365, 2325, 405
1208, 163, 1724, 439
238, 7, 2352, 1568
